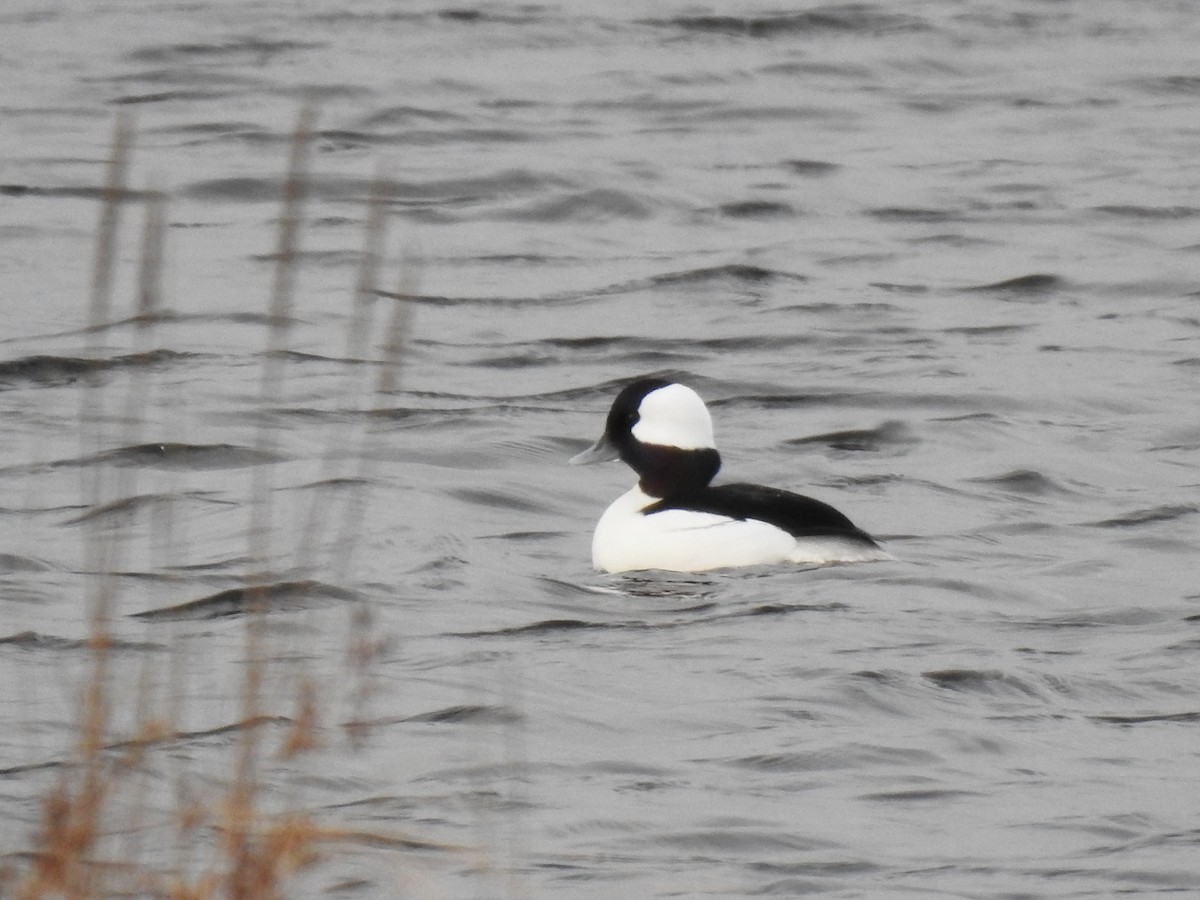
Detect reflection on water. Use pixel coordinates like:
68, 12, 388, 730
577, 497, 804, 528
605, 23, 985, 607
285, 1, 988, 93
2, 0, 1200, 896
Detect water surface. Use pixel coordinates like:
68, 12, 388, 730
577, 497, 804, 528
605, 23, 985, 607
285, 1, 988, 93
1, 1, 1198, 896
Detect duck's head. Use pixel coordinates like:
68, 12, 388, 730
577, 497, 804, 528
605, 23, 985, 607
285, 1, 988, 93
571, 378, 722, 497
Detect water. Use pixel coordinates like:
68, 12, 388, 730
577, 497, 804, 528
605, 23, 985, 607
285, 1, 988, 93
2, 1, 1199, 896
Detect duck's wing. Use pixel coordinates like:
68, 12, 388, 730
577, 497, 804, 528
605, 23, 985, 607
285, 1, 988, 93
646, 482, 879, 544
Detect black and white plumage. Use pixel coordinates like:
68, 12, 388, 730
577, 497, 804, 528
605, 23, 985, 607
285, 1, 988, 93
572, 378, 889, 573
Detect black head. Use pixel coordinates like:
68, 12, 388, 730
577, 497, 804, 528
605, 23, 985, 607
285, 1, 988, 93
572, 377, 721, 497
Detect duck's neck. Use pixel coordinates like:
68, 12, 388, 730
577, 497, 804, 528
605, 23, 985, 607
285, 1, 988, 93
633, 446, 721, 498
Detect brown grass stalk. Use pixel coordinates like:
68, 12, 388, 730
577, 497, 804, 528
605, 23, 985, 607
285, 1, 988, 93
18, 112, 134, 900
229, 103, 318, 900
293, 168, 392, 574
18, 106, 448, 898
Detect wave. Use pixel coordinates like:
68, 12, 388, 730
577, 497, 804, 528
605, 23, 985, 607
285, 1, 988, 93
786, 420, 915, 453
963, 273, 1064, 294
0, 350, 195, 388
641, 9, 929, 38
131, 579, 360, 622
0, 443, 286, 476
1088, 505, 1197, 528
967, 469, 1075, 496
181, 168, 559, 204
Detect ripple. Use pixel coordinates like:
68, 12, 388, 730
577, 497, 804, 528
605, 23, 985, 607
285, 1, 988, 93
357, 105, 468, 127
867, 206, 963, 223
1089, 505, 1197, 528
1134, 74, 1200, 95
387, 263, 807, 308
650, 263, 805, 287
0, 442, 286, 477
726, 744, 939, 772
492, 187, 653, 223
0, 631, 161, 652
182, 168, 557, 204
942, 323, 1031, 336
448, 487, 550, 514
716, 200, 796, 219
1090, 711, 1200, 726
131, 580, 360, 621
125, 37, 323, 65
398, 703, 521, 725
85, 442, 284, 471
648, 828, 825, 853
0, 350, 191, 388
782, 159, 841, 176
861, 788, 983, 802
642, 9, 928, 37
1092, 205, 1200, 220
963, 273, 1064, 294
458, 618, 609, 638
0, 184, 151, 202
785, 420, 915, 453
923, 668, 1045, 698
60, 491, 232, 525
967, 469, 1074, 496
114, 89, 232, 106
0, 553, 56, 573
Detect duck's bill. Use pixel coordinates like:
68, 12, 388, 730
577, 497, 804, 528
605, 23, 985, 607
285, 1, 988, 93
570, 434, 619, 465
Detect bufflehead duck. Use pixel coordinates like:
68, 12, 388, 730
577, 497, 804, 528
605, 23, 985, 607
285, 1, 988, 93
571, 378, 889, 573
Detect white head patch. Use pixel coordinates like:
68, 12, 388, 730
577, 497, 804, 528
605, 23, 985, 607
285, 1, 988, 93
631, 383, 715, 450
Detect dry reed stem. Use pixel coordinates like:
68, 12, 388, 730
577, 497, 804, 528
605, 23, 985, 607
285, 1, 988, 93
18, 108, 452, 899
79, 110, 133, 756
337, 261, 417, 747
346, 173, 392, 359
293, 169, 392, 574
332, 263, 416, 580
18, 112, 134, 900
246, 103, 317, 552
229, 104, 317, 900
279, 678, 321, 759
101, 180, 169, 894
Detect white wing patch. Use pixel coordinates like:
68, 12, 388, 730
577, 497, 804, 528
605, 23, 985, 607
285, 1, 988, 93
630, 384, 715, 450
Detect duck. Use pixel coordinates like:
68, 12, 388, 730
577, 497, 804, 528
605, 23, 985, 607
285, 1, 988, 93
571, 378, 889, 573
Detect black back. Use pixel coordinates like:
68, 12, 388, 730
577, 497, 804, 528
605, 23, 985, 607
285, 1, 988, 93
644, 482, 879, 545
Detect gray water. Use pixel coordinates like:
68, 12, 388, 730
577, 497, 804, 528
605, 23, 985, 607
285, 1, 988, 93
2, 1, 1199, 896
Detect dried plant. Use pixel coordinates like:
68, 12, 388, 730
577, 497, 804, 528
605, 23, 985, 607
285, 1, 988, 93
16, 108, 434, 899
